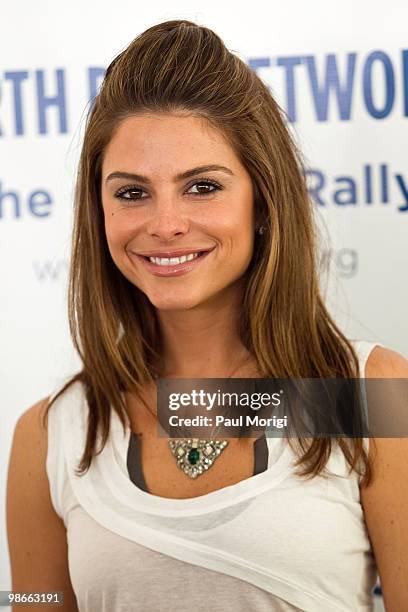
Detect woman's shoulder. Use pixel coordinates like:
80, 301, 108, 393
364, 344, 408, 378
12, 380, 88, 475
358, 344, 408, 606
14, 395, 52, 445
348, 337, 408, 367
11, 381, 86, 521
346, 338, 408, 377
8, 396, 52, 517
11, 390, 66, 468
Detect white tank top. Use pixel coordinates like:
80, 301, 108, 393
46, 339, 381, 611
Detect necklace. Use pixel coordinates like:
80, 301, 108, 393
152, 351, 254, 479
169, 437, 228, 479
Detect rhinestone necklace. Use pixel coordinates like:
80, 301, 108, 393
169, 438, 228, 479
151, 351, 253, 479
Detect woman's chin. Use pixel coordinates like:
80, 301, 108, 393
146, 293, 206, 312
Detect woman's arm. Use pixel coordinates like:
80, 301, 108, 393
6, 398, 79, 611
360, 346, 408, 611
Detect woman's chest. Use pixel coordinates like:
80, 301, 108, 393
124, 388, 259, 499
66, 475, 376, 612
135, 430, 257, 499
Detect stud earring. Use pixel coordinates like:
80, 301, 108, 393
258, 225, 266, 235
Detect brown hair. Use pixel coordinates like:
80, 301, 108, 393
43, 19, 372, 486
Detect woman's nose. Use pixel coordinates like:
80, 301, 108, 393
146, 200, 190, 241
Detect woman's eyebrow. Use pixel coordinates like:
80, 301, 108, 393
105, 164, 234, 184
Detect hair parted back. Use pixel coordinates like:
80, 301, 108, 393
43, 19, 372, 486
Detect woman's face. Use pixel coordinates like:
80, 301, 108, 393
101, 113, 256, 311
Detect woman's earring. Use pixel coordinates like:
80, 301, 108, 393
258, 225, 266, 235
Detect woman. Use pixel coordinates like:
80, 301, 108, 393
6, 19, 408, 611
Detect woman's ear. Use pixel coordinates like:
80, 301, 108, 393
251, 181, 266, 232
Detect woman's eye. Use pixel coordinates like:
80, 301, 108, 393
114, 179, 221, 202
187, 180, 221, 196
115, 186, 146, 201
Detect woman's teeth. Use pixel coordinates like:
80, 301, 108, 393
148, 252, 201, 266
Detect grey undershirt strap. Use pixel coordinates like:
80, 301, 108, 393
127, 432, 269, 492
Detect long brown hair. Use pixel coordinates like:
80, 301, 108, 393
43, 19, 372, 486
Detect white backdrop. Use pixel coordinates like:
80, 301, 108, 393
2, 1, 407, 609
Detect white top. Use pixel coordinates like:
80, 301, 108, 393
46, 339, 382, 612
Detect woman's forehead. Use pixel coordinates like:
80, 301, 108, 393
102, 114, 244, 179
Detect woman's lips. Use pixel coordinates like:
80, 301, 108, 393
130, 249, 214, 277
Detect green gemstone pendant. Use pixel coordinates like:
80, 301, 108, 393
187, 448, 200, 465
168, 437, 228, 479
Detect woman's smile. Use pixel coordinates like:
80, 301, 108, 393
128, 247, 215, 277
